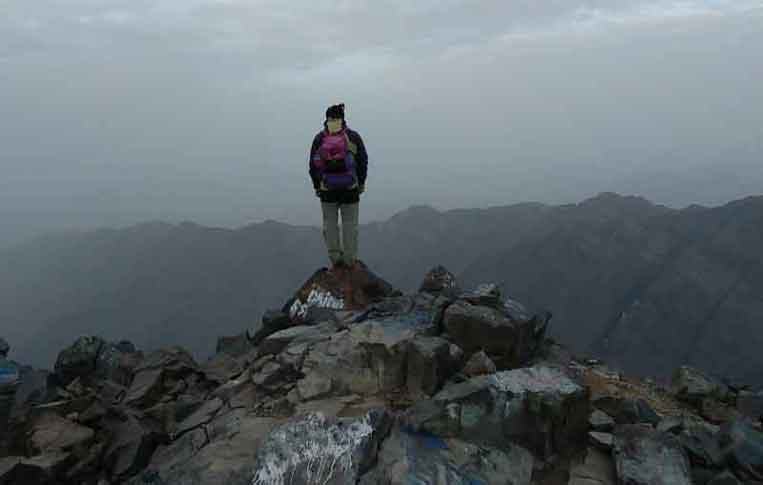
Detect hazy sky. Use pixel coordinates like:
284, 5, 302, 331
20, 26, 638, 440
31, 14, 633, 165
2, 0, 762, 246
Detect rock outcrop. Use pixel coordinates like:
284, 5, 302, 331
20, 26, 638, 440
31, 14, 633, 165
2, 263, 761, 485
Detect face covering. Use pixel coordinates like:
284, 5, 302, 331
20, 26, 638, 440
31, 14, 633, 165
326, 119, 343, 134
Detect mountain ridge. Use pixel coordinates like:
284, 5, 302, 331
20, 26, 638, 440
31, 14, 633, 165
2, 192, 762, 388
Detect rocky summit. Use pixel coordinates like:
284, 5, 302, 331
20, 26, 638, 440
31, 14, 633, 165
1, 264, 762, 485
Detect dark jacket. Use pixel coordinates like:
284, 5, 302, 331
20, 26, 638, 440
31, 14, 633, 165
309, 128, 368, 204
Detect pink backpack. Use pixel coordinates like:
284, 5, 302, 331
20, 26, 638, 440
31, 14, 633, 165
313, 129, 357, 190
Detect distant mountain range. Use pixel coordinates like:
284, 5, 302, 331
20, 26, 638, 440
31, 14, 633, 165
2, 192, 762, 386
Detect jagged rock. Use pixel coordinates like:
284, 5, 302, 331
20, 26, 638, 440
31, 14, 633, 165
174, 397, 223, 438
592, 396, 660, 426
442, 301, 547, 366
461, 283, 504, 308
210, 370, 253, 403
131, 410, 279, 485
54, 337, 139, 387
251, 360, 298, 393
569, 447, 616, 485
124, 348, 203, 410
362, 426, 533, 485
201, 353, 243, 384
250, 410, 390, 485
419, 265, 460, 295
406, 336, 456, 398
737, 391, 763, 422
708, 470, 742, 485
215, 333, 252, 358
672, 366, 728, 404
124, 369, 164, 409
677, 419, 723, 468
613, 425, 692, 485
719, 419, 763, 481
300, 315, 438, 398
27, 413, 95, 454
589, 410, 615, 432
250, 310, 292, 346
589, 431, 614, 451
462, 350, 497, 377
408, 366, 589, 459
297, 372, 332, 401
104, 414, 164, 482
95, 341, 141, 387
259, 322, 336, 356
0, 453, 71, 485
133, 347, 198, 378
54, 336, 106, 386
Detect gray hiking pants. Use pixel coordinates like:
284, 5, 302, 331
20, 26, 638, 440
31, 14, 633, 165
321, 202, 359, 265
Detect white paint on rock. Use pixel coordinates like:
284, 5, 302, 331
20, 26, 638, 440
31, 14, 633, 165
251, 412, 374, 485
490, 366, 583, 396
289, 287, 345, 320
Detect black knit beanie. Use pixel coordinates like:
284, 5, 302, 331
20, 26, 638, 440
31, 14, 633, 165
325, 103, 345, 120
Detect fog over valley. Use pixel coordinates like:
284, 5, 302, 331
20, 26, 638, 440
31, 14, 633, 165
1, 1, 762, 247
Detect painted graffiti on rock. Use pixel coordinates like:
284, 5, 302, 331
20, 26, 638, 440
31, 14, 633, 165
289, 287, 345, 320
251, 412, 374, 485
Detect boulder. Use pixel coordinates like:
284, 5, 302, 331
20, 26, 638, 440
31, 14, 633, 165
408, 366, 589, 459
286, 263, 400, 321
462, 350, 497, 377
442, 301, 547, 366
406, 336, 456, 398
125, 347, 204, 409
53, 336, 106, 386
54, 337, 139, 387
124, 369, 165, 409
174, 397, 224, 438
130, 410, 280, 485
301, 316, 438, 398
719, 418, 763, 481
201, 353, 243, 384
362, 426, 533, 485
418, 265, 460, 296
251, 360, 296, 392
95, 341, 141, 386
259, 322, 337, 356
104, 414, 164, 482
613, 425, 692, 485
27, 413, 95, 454
250, 410, 391, 484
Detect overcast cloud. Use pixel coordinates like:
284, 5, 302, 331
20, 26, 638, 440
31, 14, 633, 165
1, 0, 762, 246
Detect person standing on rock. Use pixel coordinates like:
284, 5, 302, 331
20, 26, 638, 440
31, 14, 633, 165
309, 103, 368, 271
0, 338, 20, 451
